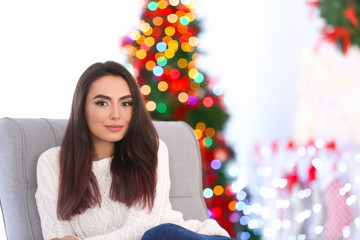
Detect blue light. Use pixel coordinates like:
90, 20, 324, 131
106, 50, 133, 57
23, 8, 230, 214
156, 42, 167, 52
203, 188, 213, 199
240, 216, 250, 225
213, 85, 224, 96
236, 201, 246, 211
153, 66, 164, 76
240, 232, 251, 240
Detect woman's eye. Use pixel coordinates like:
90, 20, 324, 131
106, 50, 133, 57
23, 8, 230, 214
96, 101, 108, 106
122, 101, 133, 107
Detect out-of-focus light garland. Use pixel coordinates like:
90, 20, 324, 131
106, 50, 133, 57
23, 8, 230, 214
232, 138, 360, 240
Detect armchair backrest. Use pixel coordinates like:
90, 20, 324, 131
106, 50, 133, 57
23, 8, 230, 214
0, 118, 208, 240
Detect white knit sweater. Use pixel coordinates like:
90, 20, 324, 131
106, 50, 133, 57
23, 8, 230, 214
35, 140, 229, 240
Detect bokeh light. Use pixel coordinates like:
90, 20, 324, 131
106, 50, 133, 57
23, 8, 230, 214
156, 42, 167, 52
147, 1, 158, 11
146, 101, 156, 111
152, 66, 164, 76
140, 85, 151, 95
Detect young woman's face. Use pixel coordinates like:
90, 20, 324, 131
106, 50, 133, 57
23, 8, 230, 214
85, 75, 133, 147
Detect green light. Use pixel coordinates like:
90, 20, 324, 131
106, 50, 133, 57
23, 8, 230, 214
179, 16, 190, 25
124, 64, 134, 75
203, 137, 213, 147
194, 72, 204, 83
157, 56, 167, 67
203, 188, 213, 199
148, 2, 158, 11
157, 103, 167, 113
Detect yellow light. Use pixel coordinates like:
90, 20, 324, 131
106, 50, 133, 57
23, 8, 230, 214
136, 35, 146, 45
158, 81, 168, 91
185, 12, 196, 22
129, 30, 141, 41
167, 14, 178, 23
162, 36, 172, 44
153, 16, 163, 26
143, 27, 153, 36
178, 92, 188, 103
145, 60, 156, 71
140, 85, 151, 95
165, 26, 176, 36
190, 81, 200, 90
164, 49, 175, 59
196, 122, 206, 132
188, 68, 199, 79
136, 49, 147, 59
144, 37, 155, 47
214, 185, 224, 196
194, 129, 202, 139
146, 101, 156, 111
189, 37, 199, 47
140, 22, 151, 33
177, 58, 188, 68
205, 127, 216, 137
168, 40, 179, 51
181, 42, 192, 52
158, 0, 168, 9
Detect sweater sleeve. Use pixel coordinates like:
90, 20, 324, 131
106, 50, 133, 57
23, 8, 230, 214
83, 140, 170, 240
35, 147, 79, 240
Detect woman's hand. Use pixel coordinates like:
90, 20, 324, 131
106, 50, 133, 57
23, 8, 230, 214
51, 236, 79, 240
61, 236, 79, 240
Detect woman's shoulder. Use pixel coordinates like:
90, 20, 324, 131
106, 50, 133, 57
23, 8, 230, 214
158, 139, 169, 156
37, 146, 61, 173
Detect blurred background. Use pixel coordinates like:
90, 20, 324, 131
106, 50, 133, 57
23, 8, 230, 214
1, 0, 360, 239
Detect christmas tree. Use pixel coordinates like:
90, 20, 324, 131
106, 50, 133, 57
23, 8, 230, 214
121, 0, 252, 237
308, 0, 360, 53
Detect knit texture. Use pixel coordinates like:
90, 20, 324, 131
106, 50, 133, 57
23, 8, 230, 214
35, 140, 229, 240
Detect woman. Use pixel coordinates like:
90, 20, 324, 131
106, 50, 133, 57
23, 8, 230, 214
35, 61, 234, 240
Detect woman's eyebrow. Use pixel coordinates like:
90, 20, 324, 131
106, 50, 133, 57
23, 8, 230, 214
120, 95, 132, 100
92, 94, 111, 100
92, 94, 132, 100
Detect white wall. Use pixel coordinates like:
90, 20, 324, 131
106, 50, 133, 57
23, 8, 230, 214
0, 0, 141, 119
0, 0, 320, 239
196, 0, 321, 148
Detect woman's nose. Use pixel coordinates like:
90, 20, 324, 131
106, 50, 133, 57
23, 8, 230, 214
111, 105, 121, 120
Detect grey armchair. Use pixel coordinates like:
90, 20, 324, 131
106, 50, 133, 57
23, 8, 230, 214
0, 118, 208, 240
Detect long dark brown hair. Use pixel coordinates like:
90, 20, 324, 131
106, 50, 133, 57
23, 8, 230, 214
57, 61, 159, 220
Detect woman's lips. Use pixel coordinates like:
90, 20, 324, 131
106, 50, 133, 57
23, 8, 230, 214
105, 125, 123, 132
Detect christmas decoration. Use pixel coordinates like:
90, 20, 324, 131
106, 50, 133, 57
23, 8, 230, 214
309, 0, 360, 53
238, 138, 360, 239
121, 0, 256, 238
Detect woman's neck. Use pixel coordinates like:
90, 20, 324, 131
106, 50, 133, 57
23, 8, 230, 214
92, 141, 115, 161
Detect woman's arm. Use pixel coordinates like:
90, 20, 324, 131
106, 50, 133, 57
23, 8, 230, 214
35, 148, 79, 240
